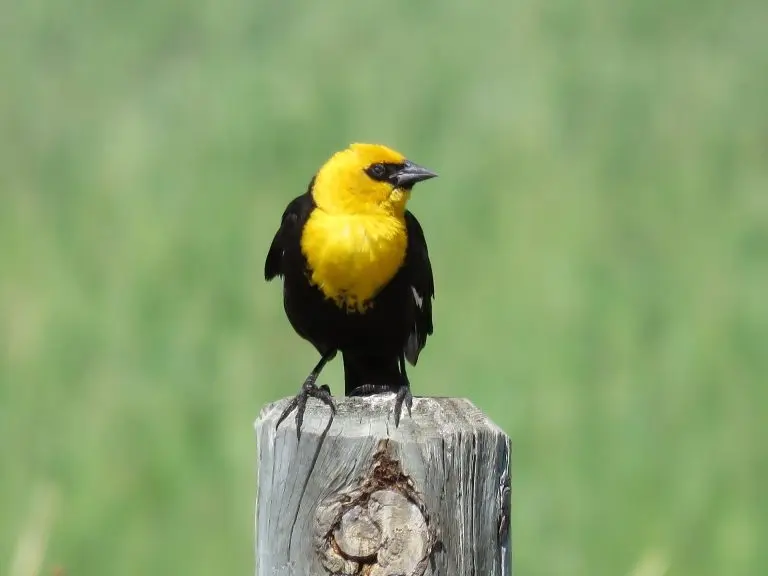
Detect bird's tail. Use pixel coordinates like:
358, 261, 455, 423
342, 352, 403, 396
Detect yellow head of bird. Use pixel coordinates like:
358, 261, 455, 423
311, 143, 437, 216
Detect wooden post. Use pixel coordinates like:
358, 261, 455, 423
255, 395, 511, 576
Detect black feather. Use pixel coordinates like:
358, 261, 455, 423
264, 177, 315, 281
403, 210, 434, 365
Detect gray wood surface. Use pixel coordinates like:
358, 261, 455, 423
255, 395, 511, 576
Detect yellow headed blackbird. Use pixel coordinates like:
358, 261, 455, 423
264, 143, 437, 438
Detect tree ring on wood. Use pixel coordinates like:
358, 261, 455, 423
314, 440, 433, 576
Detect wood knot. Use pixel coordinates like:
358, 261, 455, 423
314, 441, 432, 576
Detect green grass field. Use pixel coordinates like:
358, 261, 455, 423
2, 0, 766, 574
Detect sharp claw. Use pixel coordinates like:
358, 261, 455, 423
393, 386, 413, 428
310, 384, 336, 416
295, 397, 307, 442
275, 380, 336, 442
276, 396, 300, 431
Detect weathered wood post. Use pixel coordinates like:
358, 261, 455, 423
255, 395, 511, 576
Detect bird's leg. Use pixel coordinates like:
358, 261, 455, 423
276, 349, 337, 441
393, 353, 413, 428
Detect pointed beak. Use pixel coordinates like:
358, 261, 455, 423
392, 160, 438, 189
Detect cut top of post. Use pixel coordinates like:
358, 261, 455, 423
256, 395, 507, 443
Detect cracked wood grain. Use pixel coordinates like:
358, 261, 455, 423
255, 395, 511, 576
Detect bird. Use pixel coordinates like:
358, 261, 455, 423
264, 142, 437, 439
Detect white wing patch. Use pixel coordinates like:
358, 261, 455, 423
411, 285, 424, 309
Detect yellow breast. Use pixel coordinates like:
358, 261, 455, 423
301, 210, 408, 312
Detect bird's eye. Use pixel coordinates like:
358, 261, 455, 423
367, 163, 388, 181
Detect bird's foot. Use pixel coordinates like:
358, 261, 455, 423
349, 383, 413, 427
275, 381, 336, 442
393, 385, 413, 428
348, 383, 392, 396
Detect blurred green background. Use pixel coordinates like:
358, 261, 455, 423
1, 0, 766, 574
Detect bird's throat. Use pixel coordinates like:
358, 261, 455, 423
301, 211, 408, 312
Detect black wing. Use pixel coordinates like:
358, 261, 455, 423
264, 181, 315, 281
403, 210, 435, 365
